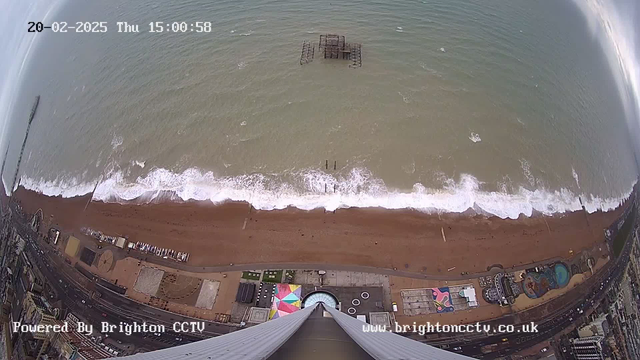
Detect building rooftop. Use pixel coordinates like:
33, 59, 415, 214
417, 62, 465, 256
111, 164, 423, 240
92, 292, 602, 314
461, 287, 478, 307
28, 292, 52, 316
369, 312, 392, 328
301, 285, 384, 320
269, 306, 373, 360
247, 307, 270, 324
65, 330, 113, 359
115, 303, 471, 360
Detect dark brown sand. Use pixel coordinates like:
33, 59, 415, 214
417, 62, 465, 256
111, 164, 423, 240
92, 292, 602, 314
13, 187, 627, 275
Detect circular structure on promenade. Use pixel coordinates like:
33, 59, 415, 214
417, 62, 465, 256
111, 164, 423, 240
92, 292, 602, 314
97, 250, 114, 273
361, 291, 370, 299
352, 298, 361, 306
554, 263, 570, 288
302, 291, 338, 309
347, 307, 357, 315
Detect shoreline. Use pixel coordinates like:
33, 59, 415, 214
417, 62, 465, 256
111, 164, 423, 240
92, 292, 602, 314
17, 169, 636, 220
13, 186, 631, 276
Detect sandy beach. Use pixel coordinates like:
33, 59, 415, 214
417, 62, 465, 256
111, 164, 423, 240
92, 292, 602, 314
13, 187, 628, 276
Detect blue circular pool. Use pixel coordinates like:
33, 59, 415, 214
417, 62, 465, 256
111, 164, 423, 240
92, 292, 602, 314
554, 263, 570, 288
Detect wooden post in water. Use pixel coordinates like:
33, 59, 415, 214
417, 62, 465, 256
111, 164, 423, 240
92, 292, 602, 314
334, 161, 336, 170
84, 177, 101, 212
579, 196, 593, 236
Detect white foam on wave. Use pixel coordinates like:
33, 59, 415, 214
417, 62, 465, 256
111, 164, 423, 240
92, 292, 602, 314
469, 132, 481, 143
20, 175, 97, 199
19, 167, 634, 220
519, 159, 535, 187
572, 166, 581, 189
111, 134, 123, 150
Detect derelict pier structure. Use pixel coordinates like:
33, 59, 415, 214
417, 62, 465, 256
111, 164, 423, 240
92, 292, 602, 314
300, 34, 362, 68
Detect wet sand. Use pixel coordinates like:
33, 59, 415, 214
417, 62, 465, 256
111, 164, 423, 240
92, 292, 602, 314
13, 187, 628, 275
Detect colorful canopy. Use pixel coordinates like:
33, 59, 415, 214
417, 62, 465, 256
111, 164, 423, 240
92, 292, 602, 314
269, 284, 302, 319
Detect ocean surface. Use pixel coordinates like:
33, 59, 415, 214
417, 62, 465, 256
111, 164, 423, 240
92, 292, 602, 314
2, 0, 639, 219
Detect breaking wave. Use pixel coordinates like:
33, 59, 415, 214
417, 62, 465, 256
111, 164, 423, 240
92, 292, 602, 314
19, 167, 634, 220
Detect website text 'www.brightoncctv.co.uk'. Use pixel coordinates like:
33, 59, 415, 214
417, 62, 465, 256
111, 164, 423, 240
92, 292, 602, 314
363, 322, 539, 336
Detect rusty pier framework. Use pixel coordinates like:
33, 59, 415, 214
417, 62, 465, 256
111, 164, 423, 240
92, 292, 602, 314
300, 34, 362, 68
300, 40, 315, 65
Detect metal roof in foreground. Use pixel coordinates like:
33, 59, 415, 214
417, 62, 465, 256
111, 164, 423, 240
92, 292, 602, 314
113, 303, 472, 360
